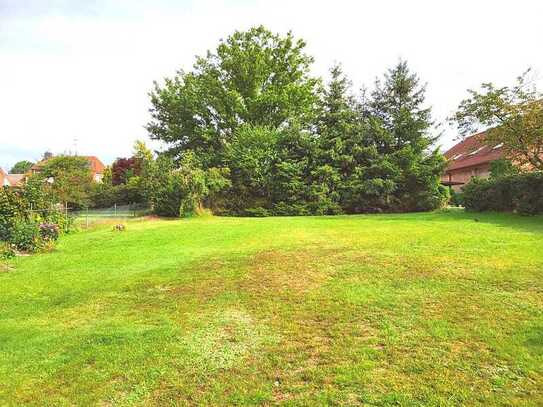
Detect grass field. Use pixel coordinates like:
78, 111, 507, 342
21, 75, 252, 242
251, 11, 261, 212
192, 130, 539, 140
1, 210, 542, 406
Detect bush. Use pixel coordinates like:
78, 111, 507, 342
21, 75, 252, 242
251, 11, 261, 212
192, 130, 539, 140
0, 187, 27, 241
39, 223, 60, 241
449, 190, 464, 207
244, 207, 270, 217
10, 220, 40, 252
0, 242, 16, 260
463, 172, 543, 215
1, 183, 71, 254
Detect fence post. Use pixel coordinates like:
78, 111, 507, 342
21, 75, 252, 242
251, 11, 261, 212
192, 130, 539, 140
65, 202, 68, 233
114, 203, 117, 218
86, 207, 89, 229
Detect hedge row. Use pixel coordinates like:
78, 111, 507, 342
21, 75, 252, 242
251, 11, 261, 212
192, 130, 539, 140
462, 172, 543, 215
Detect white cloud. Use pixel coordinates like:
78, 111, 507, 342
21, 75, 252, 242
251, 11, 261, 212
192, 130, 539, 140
1, 0, 542, 169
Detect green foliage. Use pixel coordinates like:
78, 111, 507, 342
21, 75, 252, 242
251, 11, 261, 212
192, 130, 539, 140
35, 155, 94, 208
0, 187, 27, 241
449, 189, 464, 207
89, 182, 117, 208
490, 159, 520, 178
223, 125, 279, 212
146, 25, 319, 168
0, 242, 15, 260
89, 142, 156, 209
145, 27, 447, 215
9, 160, 34, 174
360, 61, 448, 212
0, 180, 72, 253
462, 172, 543, 214
10, 220, 40, 252
451, 69, 543, 170
144, 153, 230, 218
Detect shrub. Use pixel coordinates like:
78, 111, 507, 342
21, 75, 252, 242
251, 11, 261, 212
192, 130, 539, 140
146, 154, 230, 218
463, 172, 543, 215
45, 210, 75, 234
10, 220, 40, 252
39, 223, 60, 241
1, 183, 71, 254
0, 242, 16, 260
244, 207, 270, 217
0, 187, 27, 241
449, 190, 464, 207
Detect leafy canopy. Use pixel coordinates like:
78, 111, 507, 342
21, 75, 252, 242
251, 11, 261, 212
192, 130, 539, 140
34, 156, 94, 208
146, 25, 319, 167
9, 160, 34, 174
144, 27, 447, 216
451, 69, 543, 170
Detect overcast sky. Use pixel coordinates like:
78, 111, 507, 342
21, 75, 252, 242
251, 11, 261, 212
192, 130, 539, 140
1, 0, 542, 170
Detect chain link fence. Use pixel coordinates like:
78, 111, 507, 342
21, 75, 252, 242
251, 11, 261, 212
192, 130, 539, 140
26, 203, 151, 229
72, 203, 152, 227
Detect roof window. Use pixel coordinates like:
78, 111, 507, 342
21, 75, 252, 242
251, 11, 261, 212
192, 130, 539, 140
468, 146, 486, 155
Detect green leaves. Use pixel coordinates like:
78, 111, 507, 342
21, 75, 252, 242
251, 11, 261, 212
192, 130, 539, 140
145, 28, 447, 215
147, 26, 319, 168
9, 160, 33, 174
452, 70, 543, 170
36, 156, 94, 208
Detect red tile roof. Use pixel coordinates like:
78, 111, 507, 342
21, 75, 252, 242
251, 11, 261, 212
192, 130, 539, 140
0, 167, 7, 186
31, 155, 105, 176
0, 168, 25, 187
444, 131, 504, 171
6, 174, 25, 186
82, 156, 105, 175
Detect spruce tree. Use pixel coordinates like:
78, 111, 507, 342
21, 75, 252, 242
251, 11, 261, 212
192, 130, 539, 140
363, 60, 448, 211
315, 64, 367, 212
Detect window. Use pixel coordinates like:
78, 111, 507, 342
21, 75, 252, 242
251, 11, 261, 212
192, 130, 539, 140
468, 146, 486, 155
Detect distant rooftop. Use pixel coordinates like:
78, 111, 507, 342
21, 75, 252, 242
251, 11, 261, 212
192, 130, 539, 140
444, 131, 504, 171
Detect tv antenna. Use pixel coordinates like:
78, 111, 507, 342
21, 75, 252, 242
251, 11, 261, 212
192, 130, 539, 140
73, 137, 78, 156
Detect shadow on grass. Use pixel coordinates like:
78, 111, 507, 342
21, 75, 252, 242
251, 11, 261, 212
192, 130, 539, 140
438, 208, 543, 235
307, 208, 543, 235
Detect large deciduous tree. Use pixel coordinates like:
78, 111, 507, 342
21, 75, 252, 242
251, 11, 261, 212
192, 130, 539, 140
146, 25, 319, 168
451, 70, 543, 170
36, 156, 94, 208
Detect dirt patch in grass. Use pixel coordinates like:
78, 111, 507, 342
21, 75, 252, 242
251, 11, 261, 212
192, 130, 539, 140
240, 248, 339, 297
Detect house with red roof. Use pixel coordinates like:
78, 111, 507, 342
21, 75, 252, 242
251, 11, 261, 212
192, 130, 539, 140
30, 155, 106, 183
0, 167, 9, 187
441, 131, 505, 191
0, 167, 25, 187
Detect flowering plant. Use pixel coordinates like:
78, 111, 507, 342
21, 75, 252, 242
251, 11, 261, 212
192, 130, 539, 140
39, 223, 60, 241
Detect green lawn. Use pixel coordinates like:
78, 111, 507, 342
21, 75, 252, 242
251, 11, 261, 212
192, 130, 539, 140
1, 210, 542, 406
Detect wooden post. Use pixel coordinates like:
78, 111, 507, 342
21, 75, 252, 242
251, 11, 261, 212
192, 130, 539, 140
114, 203, 117, 218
